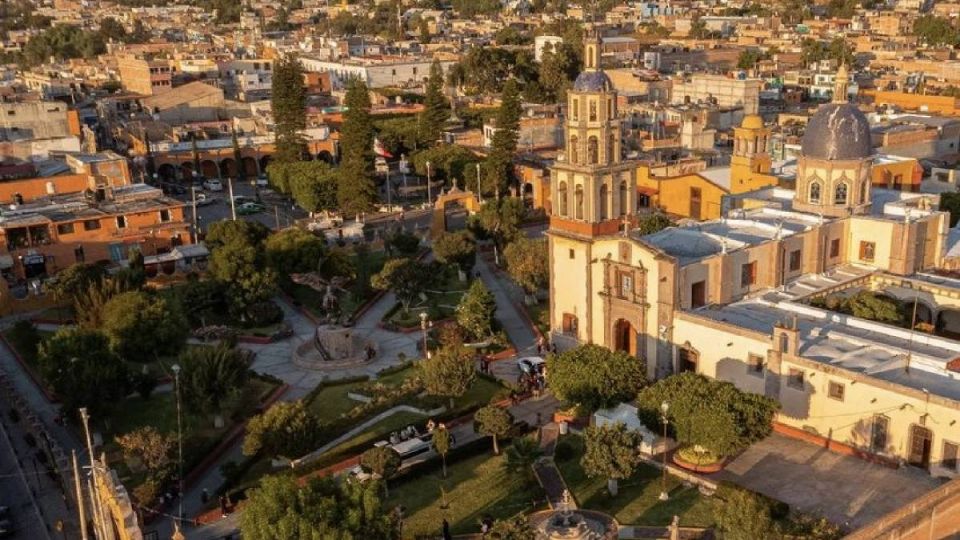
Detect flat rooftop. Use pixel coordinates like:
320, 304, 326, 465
691, 272, 960, 403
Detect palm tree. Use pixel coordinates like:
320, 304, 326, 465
504, 436, 542, 484
178, 344, 251, 427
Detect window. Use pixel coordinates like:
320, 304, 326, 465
160, 209, 171, 222
943, 441, 959, 471
871, 415, 889, 453
786, 249, 802, 272
740, 261, 757, 288
860, 180, 869, 203
619, 272, 633, 298
809, 181, 821, 203
830, 238, 840, 258
572, 98, 578, 121
787, 368, 805, 390
638, 193, 650, 208
74, 245, 85, 263
108, 243, 126, 262
748, 353, 764, 375
569, 136, 578, 164
568, 249, 574, 259
589, 100, 597, 121
835, 182, 848, 205
83, 219, 101, 231
691, 280, 706, 308
619, 181, 628, 216
558, 182, 568, 216
828, 381, 845, 401
116, 215, 127, 229
587, 136, 598, 164
56, 223, 75, 235
859, 241, 876, 262
599, 184, 609, 220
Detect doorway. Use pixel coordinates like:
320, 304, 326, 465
689, 187, 702, 220
613, 319, 634, 354
678, 347, 698, 374
908, 425, 933, 469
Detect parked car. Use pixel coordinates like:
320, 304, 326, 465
255, 174, 269, 187
161, 182, 186, 196
517, 356, 545, 375
203, 178, 223, 191
195, 193, 217, 207
237, 201, 266, 215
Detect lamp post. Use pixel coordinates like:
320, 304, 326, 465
171, 364, 184, 521
658, 400, 670, 501
419, 312, 430, 358
476, 162, 482, 204
426, 160, 432, 205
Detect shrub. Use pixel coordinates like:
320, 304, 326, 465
245, 300, 284, 328
7, 320, 40, 362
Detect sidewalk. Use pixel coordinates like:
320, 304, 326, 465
474, 255, 537, 355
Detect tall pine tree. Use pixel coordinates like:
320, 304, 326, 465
419, 59, 448, 146
271, 54, 306, 164
337, 78, 378, 216
484, 79, 522, 196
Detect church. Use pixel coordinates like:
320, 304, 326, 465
548, 39, 960, 474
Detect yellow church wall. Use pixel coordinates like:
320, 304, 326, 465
648, 173, 727, 220
549, 234, 592, 342
847, 217, 897, 271
674, 312, 960, 476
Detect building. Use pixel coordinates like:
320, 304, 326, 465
548, 62, 960, 475
138, 81, 225, 124
117, 56, 174, 96
219, 59, 273, 101
671, 73, 762, 121
0, 101, 82, 161
298, 56, 455, 89
534, 35, 563, 62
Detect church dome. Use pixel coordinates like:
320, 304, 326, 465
741, 114, 764, 130
573, 70, 612, 92
800, 103, 872, 161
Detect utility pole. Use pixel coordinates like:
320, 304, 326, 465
72, 451, 88, 540
426, 160, 432, 205
228, 178, 237, 221
386, 169, 392, 210
79, 408, 107, 540
190, 186, 198, 242
476, 162, 483, 204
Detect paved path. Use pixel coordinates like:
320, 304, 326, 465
475, 255, 538, 355
715, 433, 942, 528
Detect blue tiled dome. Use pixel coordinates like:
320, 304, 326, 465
801, 103, 872, 161
573, 70, 612, 92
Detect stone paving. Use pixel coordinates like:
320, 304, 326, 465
714, 433, 943, 528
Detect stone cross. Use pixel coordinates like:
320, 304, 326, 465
621, 213, 631, 237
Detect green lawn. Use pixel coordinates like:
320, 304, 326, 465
554, 434, 717, 527
387, 451, 546, 538
306, 378, 372, 423
385, 270, 470, 329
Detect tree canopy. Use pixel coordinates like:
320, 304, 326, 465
338, 78, 378, 216
474, 404, 513, 454
419, 60, 448, 145
265, 227, 326, 278
177, 344, 251, 419
240, 474, 396, 540
420, 340, 476, 407
271, 54, 306, 163
485, 80, 523, 195
456, 279, 497, 340
581, 423, 644, 493
244, 401, 325, 459
636, 372, 779, 457
432, 230, 477, 273
371, 258, 431, 313
38, 328, 129, 417
546, 344, 647, 412
101, 291, 188, 362
503, 237, 548, 294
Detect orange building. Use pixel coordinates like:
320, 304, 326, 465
872, 155, 923, 192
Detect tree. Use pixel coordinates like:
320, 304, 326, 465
456, 280, 496, 340
485, 79, 523, 195
21, 25, 105, 67
503, 435, 541, 484
178, 344, 251, 426
688, 16, 708, 39
371, 258, 431, 313
207, 220, 277, 317
410, 144, 481, 186
420, 343, 476, 408
914, 15, 960, 47
432, 425, 452, 478
433, 230, 476, 274
271, 54, 306, 163
240, 475, 395, 540
384, 228, 421, 257
538, 42, 578, 104
265, 227, 326, 278
338, 78, 378, 216
49, 263, 106, 306
419, 60, 448, 145
478, 196, 525, 258
115, 426, 173, 473
546, 344, 647, 412
713, 486, 774, 540
474, 405, 513, 455
38, 328, 129, 417
488, 517, 536, 540
98, 17, 127, 42
101, 291, 188, 362
291, 161, 339, 213
940, 191, 960, 227
243, 401, 325, 459
635, 213, 673, 236
359, 446, 401, 496
636, 372, 779, 457
581, 423, 643, 496
737, 49, 765, 70
503, 237, 548, 295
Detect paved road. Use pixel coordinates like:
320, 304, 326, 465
0, 419, 50, 540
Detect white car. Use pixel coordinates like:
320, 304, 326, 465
203, 179, 223, 191
195, 193, 217, 206
254, 175, 268, 187
517, 356, 545, 375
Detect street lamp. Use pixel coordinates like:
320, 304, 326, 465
419, 312, 430, 358
659, 400, 670, 501
171, 364, 184, 521
425, 160, 432, 206
476, 162, 482, 204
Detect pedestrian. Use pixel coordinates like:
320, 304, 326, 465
426, 418, 436, 433
442, 518, 452, 540
537, 335, 544, 355
201, 488, 209, 504
536, 412, 542, 426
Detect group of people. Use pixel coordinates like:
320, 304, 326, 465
516, 368, 547, 399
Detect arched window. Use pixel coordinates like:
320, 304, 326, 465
589, 100, 597, 121
588, 136, 599, 164
572, 98, 578, 121
835, 182, 848, 205
575, 185, 584, 219
619, 180, 628, 216
608, 133, 617, 163
860, 180, 869, 204
599, 184, 609, 220
809, 181, 822, 203
586, 46, 594, 68
607, 99, 613, 119
558, 182, 568, 216
569, 136, 579, 164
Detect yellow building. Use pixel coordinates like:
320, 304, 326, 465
548, 62, 960, 475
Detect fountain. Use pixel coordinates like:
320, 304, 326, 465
293, 324, 377, 370
528, 491, 618, 540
